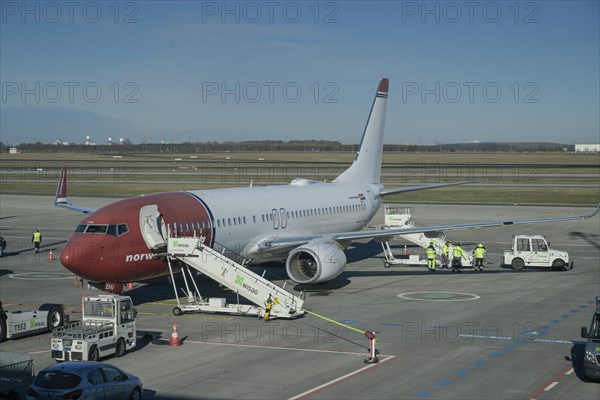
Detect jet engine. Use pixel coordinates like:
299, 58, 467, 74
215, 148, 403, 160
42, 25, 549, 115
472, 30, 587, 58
286, 239, 347, 284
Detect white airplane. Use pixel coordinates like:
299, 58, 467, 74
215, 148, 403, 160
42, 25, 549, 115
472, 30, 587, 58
56, 78, 598, 291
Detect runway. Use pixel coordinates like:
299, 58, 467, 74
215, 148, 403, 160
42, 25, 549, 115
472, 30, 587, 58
1, 194, 599, 399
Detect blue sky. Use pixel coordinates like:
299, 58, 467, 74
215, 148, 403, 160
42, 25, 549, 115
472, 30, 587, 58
1, 1, 598, 145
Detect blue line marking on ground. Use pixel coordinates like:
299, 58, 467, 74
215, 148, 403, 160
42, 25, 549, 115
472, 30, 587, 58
426, 324, 450, 330
411, 299, 593, 399
435, 379, 452, 387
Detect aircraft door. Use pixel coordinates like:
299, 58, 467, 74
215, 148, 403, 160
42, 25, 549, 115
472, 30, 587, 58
139, 204, 167, 252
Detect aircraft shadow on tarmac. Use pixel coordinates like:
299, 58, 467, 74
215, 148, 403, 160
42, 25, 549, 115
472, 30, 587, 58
570, 231, 600, 250
0, 240, 67, 257
0, 269, 14, 278
124, 238, 576, 303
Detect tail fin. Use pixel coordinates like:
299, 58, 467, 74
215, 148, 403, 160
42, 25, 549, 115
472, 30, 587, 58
54, 166, 95, 214
335, 78, 388, 184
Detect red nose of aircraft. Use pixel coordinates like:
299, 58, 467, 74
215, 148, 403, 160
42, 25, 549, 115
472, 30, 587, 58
60, 192, 214, 284
60, 241, 92, 279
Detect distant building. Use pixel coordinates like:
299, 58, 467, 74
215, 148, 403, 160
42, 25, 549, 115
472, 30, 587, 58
575, 144, 600, 153
9, 147, 20, 154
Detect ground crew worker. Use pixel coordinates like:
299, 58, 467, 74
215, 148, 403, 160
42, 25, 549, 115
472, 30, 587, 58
263, 294, 274, 321
441, 241, 449, 269
452, 243, 464, 272
32, 229, 42, 253
473, 243, 487, 271
426, 241, 436, 271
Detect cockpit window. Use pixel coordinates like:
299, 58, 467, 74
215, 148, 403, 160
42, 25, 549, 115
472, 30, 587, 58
75, 224, 128, 236
118, 224, 129, 235
86, 225, 108, 234
107, 225, 117, 236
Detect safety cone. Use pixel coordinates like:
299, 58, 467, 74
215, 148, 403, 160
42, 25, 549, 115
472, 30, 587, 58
127, 282, 134, 290
170, 321, 182, 347
402, 244, 408, 255
48, 249, 55, 261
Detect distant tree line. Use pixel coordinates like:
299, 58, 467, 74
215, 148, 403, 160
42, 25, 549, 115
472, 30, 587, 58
0, 140, 573, 154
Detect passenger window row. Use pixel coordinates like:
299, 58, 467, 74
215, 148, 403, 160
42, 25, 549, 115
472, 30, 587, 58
168, 202, 369, 232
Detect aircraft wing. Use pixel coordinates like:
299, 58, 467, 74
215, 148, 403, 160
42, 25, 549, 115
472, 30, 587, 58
266, 203, 600, 250
54, 166, 96, 214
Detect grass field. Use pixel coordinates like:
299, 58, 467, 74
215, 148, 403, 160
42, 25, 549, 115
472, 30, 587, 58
1, 151, 598, 205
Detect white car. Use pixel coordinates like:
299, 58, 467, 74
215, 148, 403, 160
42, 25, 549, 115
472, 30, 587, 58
503, 235, 570, 271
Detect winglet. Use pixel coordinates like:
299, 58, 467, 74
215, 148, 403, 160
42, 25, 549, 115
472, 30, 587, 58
55, 166, 68, 206
583, 202, 600, 219
54, 166, 96, 214
378, 77, 389, 94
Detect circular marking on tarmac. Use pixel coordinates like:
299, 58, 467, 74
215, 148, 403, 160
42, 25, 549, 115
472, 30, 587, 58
398, 292, 480, 302
9, 272, 74, 280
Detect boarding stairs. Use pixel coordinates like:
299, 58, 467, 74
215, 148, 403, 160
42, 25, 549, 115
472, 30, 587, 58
139, 204, 304, 319
379, 206, 474, 267
166, 235, 304, 319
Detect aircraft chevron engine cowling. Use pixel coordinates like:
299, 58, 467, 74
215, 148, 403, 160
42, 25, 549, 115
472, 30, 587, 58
286, 239, 347, 284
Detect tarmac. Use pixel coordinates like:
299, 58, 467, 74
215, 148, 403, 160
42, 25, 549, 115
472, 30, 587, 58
1, 194, 599, 399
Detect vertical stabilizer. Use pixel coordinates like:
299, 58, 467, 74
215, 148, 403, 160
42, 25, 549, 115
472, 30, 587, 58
335, 78, 388, 184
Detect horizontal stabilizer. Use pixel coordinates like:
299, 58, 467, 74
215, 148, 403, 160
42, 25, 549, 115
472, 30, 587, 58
380, 180, 484, 196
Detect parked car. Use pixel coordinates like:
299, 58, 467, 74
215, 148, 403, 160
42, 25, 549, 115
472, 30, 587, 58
581, 297, 600, 382
27, 361, 142, 400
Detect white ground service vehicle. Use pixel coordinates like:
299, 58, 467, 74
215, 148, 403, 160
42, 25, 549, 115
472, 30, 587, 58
503, 235, 571, 271
51, 295, 137, 362
0, 302, 65, 342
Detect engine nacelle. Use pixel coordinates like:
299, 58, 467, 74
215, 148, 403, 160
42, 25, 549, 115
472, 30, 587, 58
286, 239, 347, 284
